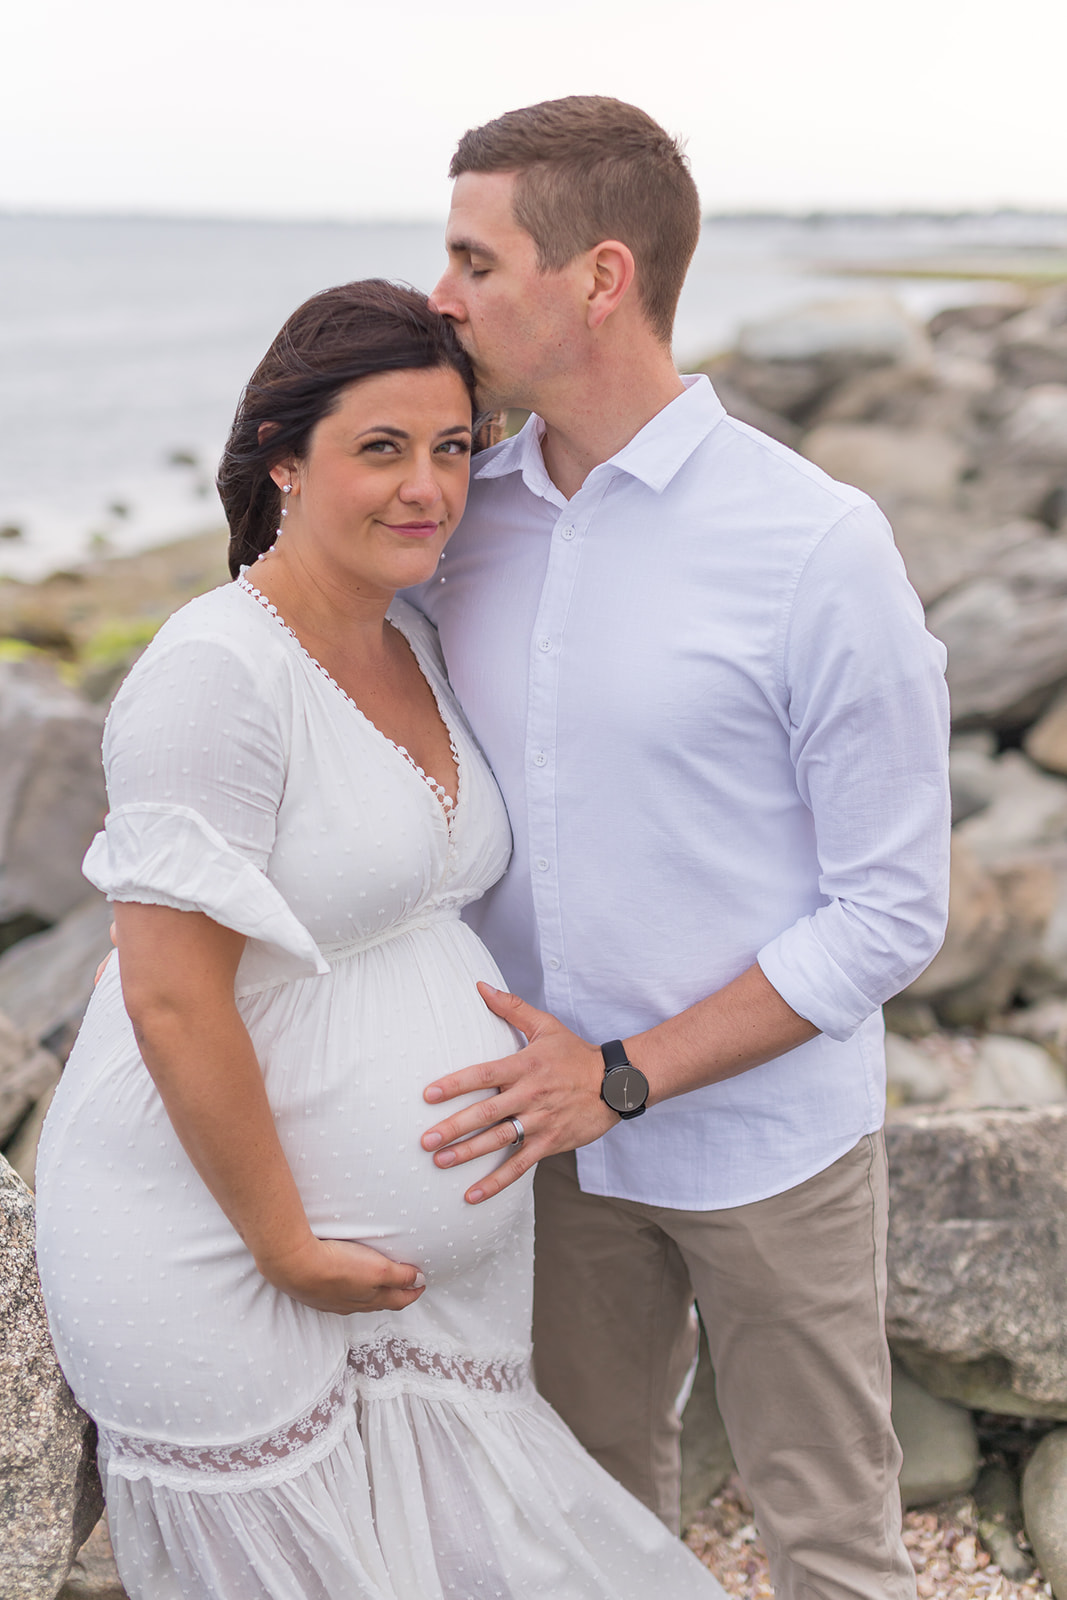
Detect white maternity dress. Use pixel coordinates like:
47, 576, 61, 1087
36, 580, 723, 1600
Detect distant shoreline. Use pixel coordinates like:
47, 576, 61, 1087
2, 205, 1066, 228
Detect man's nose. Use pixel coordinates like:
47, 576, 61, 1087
429, 269, 463, 322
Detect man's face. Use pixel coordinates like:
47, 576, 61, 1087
430, 171, 585, 413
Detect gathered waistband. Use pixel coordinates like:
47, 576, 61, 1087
317, 906, 463, 964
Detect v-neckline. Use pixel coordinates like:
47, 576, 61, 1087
236, 576, 462, 832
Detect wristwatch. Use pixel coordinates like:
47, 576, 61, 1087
599, 1039, 649, 1120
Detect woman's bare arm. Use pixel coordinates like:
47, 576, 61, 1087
114, 901, 424, 1314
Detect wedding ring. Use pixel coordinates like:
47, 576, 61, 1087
509, 1116, 526, 1149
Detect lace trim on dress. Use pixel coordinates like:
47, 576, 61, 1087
236, 575, 460, 832
347, 1335, 532, 1402
98, 1340, 534, 1493
99, 1361, 357, 1495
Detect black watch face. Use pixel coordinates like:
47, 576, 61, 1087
602, 1065, 648, 1116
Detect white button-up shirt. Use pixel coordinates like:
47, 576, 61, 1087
412, 376, 950, 1210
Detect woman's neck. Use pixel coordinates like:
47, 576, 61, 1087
244, 546, 394, 662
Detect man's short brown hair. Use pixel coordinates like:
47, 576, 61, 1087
449, 96, 701, 346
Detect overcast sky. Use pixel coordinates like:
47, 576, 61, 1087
5, 0, 1066, 220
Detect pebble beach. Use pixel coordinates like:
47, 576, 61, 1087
687, 1481, 1052, 1599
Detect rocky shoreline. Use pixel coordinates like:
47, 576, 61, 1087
6, 281, 1067, 1596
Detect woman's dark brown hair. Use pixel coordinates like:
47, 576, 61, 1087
218, 279, 478, 578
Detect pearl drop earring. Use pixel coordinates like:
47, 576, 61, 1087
259, 483, 292, 562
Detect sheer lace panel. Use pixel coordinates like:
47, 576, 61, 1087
100, 1341, 534, 1492
347, 1336, 530, 1396
100, 1363, 354, 1493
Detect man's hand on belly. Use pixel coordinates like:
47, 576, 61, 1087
420, 985, 616, 1204
420, 964, 821, 1204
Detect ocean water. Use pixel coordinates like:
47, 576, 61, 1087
1, 209, 1065, 581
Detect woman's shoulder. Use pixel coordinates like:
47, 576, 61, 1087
135, 580, 298, 678
113, 581, 292, 716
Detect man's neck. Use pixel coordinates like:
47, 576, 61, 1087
534, 352, 686, 502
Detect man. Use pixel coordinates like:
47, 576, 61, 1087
413, 97, 949, 1599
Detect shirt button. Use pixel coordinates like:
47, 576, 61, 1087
533, 751, 547, 767
546, 957, 561, 970
560, 525, 575, 540
535, 857, 549, 872
537, 637, 551, 652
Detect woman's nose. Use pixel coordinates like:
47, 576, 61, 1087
398, 454, 441, 506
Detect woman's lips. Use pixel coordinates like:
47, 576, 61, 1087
383, 521, 440, 538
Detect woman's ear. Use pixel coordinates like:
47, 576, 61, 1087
258, 423, 293, 494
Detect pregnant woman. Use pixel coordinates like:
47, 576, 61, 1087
35, 281, 724, 1600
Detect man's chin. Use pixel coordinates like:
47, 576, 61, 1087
472, 372, 522, 415
473, 379, 506, 415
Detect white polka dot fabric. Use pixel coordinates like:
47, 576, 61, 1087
35, 583, 724, 1599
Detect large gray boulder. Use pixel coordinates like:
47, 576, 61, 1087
926, 534, 1067, 725
891, 508, 1035, 608
953, 750, 1067, 865
737, 295, 929, 370
720, 295, 930, 423
995, 996, 1067, 1062
0, 896, 113, 1050
948, 732, 999, 825
56, 1515, 127, 1600
801, 423, 966, 511
0, 1156, 103, 1598
5, 1080, 58, 1190
1025, 685, 1067, 775
886, 1105, 1067, 1418
891, 1361, 979, 1507
905, 833, 1055, 1023
974, 1463, 1035, 1583
997, 329, 1067, 390
0, 1010, 62, 1144
0, 661, 106, 927
1022, 1428, 1067, 1598
1002, 384, 1067, 468
929, 754, 1067, 1014
966, 1035, 1067, 1108
885, 1034, 951, 1107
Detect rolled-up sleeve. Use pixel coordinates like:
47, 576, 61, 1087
756, 505, 951, 1041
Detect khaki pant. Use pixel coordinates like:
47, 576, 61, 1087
532, 1134, 915, 1600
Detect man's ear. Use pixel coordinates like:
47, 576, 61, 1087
585, 240, 636, 330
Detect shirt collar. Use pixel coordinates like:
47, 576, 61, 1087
472, 374, 726, 500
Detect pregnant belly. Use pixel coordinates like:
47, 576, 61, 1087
241, 920, 531, 1288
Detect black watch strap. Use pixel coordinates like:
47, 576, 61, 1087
599, 1039, 649, 1120
600, 1038, 631, 1073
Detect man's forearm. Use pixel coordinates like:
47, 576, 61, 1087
420, 966, 821, 1204
625, 962, 820, 1106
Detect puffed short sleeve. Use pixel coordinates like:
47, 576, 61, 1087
83, 629, 328, 990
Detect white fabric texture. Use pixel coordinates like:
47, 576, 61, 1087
412, 374, 951, 1210
35, 582, 722, 1599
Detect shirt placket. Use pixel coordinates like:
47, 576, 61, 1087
524, 473, 611, 1018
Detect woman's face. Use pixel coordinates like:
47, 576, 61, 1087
270, 366, 473, 601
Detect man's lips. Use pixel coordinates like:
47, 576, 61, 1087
382, 521, 441, 538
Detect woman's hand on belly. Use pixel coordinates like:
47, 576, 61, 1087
257, 1234, 426, 1316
